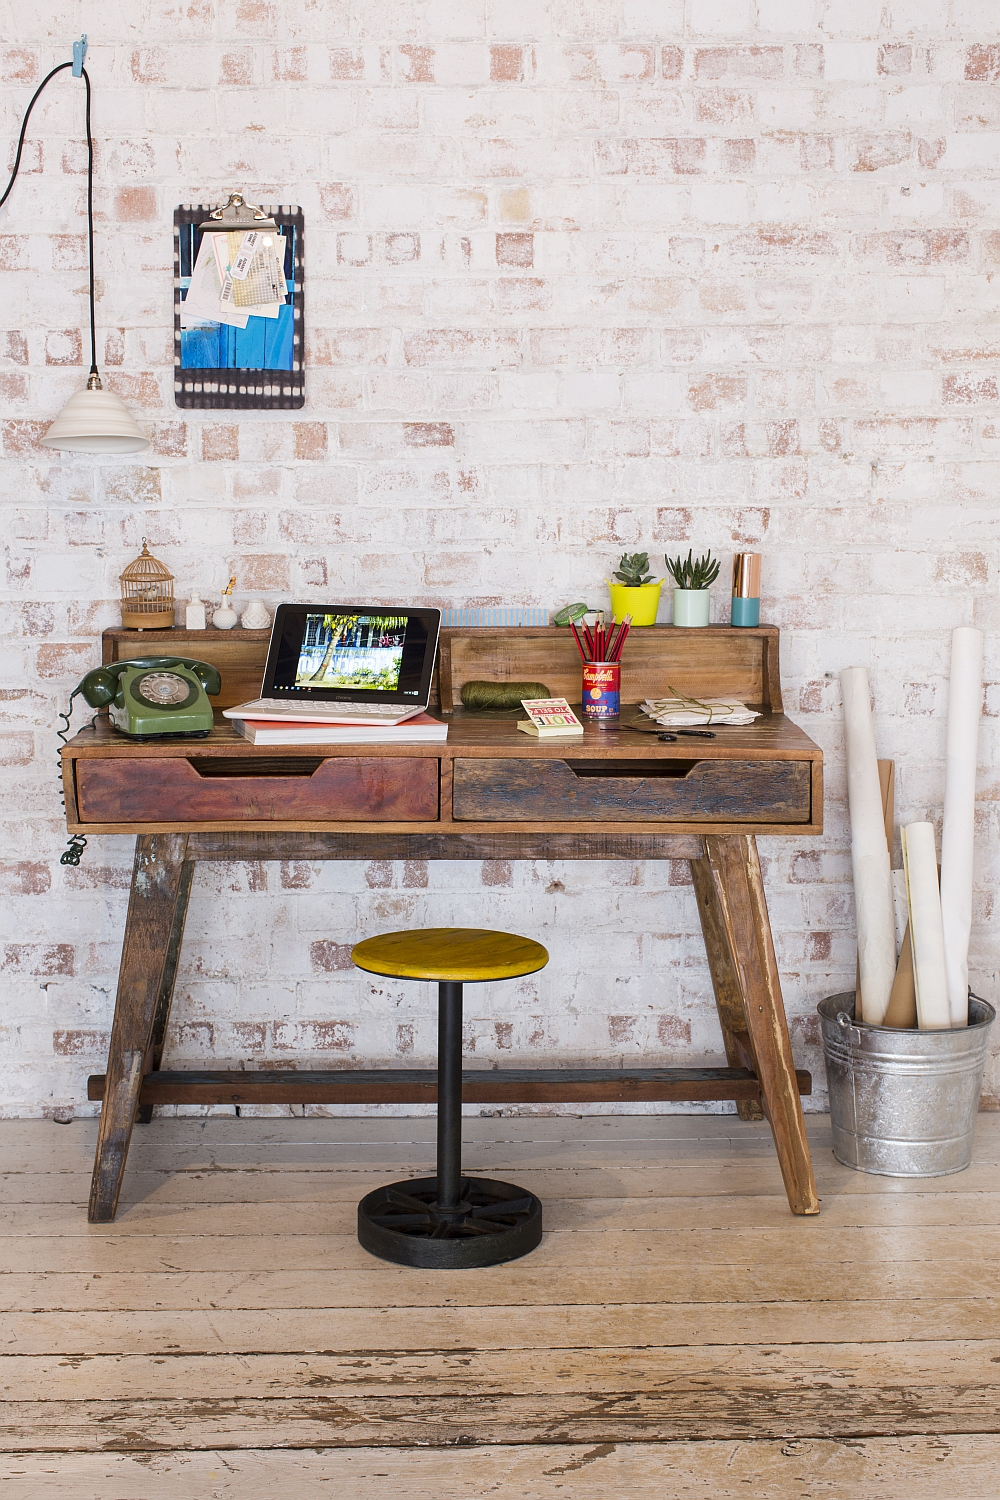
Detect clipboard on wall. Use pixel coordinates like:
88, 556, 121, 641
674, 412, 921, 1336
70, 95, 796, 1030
173, 193, 304, 410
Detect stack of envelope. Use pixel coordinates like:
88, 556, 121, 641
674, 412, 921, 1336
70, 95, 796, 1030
640, 693, 761, 727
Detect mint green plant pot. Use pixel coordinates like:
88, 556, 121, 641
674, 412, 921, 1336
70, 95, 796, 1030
672, 588, 711, 628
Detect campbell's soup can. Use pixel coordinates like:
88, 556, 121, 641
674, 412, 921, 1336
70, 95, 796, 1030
582, 661, 620, 719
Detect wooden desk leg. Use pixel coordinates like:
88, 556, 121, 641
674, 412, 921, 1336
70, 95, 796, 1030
136, 858, 194, 1125
691, 857, 765, 1123
697, 835, 820, 1217
88, 834, 190, 1222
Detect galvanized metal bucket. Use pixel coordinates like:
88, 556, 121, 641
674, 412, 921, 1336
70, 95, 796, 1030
818, 992, 996, 1177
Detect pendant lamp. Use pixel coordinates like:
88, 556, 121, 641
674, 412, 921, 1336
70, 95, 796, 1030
40, 376, 148, 454
1, 38, 149, 455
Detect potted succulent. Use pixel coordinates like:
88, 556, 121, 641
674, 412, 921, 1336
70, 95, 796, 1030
606, 552, 663, 627
665, 549, 720, 628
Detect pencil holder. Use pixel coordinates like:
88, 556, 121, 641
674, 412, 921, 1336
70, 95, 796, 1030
582, 662, 620, 720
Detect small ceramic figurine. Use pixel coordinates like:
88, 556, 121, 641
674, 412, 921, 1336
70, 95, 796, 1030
185, 596, 207, 630
240, 599, 271, 630
213, 576, 238, 630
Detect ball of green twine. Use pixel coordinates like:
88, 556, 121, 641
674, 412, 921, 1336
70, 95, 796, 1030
460, 680, 552, 711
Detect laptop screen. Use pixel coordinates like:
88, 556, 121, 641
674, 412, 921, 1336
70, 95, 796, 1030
262, 604, 441, 704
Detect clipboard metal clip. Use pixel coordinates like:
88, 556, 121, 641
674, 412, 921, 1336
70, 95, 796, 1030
199, 191, 278, 233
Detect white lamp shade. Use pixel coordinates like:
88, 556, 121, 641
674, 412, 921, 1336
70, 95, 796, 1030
39, 384, 149, 454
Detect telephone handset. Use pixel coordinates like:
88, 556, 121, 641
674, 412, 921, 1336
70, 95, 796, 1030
56, 658, 222, 866
71, 657, 221, 739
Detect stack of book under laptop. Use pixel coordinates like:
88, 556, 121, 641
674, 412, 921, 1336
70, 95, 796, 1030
223, 706, 448, 746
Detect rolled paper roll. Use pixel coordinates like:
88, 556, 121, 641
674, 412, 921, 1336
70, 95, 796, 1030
901, 822, 951, 1030
940, 627, 983, 1028
883, 925, 917, 1030
892, 868, 908, 955
841, 667, 897, 1025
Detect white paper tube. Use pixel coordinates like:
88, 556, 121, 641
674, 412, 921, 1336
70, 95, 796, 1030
901, 822, 951, 1030
892, 869, 908, 957
841, 667, 897, 1025
940, 627, 983, 1028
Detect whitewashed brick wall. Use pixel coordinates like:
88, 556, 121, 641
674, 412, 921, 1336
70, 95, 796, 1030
2, 0, 998, 1117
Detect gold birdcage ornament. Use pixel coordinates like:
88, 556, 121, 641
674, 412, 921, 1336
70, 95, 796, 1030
120, 541, 175, 630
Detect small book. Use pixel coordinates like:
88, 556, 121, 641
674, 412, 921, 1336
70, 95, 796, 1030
230, 713, 448, 746
517, 697, 584, 738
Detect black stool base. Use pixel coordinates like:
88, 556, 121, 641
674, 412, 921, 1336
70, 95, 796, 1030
358, 1176, 543, 1268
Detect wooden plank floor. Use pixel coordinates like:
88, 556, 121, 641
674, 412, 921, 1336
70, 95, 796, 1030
3, 1113, 1000, 1499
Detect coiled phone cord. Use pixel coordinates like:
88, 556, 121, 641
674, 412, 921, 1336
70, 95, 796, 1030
56, 689, 96, 866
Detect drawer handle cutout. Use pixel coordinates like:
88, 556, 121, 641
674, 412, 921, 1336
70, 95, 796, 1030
188, 756, 326, 778
567, 759, 699, 780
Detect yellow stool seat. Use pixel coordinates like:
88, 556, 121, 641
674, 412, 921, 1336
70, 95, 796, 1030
352, 927, 548, 984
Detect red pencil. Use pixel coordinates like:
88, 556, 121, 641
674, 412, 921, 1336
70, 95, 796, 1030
569, 620, 587, 662
610, 618, 630, 662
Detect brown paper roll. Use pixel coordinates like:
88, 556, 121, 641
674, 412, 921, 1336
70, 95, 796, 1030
883, 925, 917, 1029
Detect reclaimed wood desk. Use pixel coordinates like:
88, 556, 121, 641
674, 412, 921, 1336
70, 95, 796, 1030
62, 625, 823, 1223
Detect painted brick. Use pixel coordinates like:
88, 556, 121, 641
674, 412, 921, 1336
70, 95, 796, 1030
202, 425, 240, 462
965, 45, 1000, 81
496, 232, 533, 268
1, 2, 998, 1119
318, 183, 357, 220
3, 944, 74, 976
694, 47, 784, 79
114, 187, 158, 222
2, 47, 37, 82
491, 44, 524, 81
329, 47, 365, 79
596, 138, 707, 176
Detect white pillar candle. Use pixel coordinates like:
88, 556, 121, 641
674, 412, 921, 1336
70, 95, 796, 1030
901, 822, 951, 1030
940, 627, 983, 1028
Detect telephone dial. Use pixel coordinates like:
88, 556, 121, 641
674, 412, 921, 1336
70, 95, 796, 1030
72, 657, 222, 739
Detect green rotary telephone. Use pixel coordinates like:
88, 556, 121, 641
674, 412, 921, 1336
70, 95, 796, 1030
74, 657, 222, 739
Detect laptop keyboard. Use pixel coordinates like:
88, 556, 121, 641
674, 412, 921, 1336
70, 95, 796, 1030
249, 698, 408, 718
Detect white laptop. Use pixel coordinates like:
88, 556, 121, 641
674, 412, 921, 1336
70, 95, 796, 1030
223, 604, 442, 725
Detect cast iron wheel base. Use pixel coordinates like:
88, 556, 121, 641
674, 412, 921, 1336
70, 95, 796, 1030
358, 1175, 543, 1268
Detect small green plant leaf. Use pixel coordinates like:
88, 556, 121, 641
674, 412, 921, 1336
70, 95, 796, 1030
612, 552, 654, 587
664, 549, 720, 590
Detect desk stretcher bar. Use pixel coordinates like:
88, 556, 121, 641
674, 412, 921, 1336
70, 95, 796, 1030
88, 1064, 811, 1108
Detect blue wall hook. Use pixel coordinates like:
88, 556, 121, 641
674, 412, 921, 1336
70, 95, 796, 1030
72, 34, 88, 77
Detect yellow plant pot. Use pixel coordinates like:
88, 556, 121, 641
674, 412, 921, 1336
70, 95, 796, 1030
606, 579, 663, 627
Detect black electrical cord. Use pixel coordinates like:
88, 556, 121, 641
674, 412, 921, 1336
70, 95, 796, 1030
2, 60, 100, 865
0, 60, 97, 377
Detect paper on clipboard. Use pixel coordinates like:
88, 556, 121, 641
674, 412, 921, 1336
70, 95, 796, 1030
181, 237, 249, 328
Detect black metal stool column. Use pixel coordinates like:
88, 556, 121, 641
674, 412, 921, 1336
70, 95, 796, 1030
352, 928, 547, 1269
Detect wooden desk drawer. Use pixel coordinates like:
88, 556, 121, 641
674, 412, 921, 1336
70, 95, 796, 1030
76, 757, 440, 824
452, 758, 811, 824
